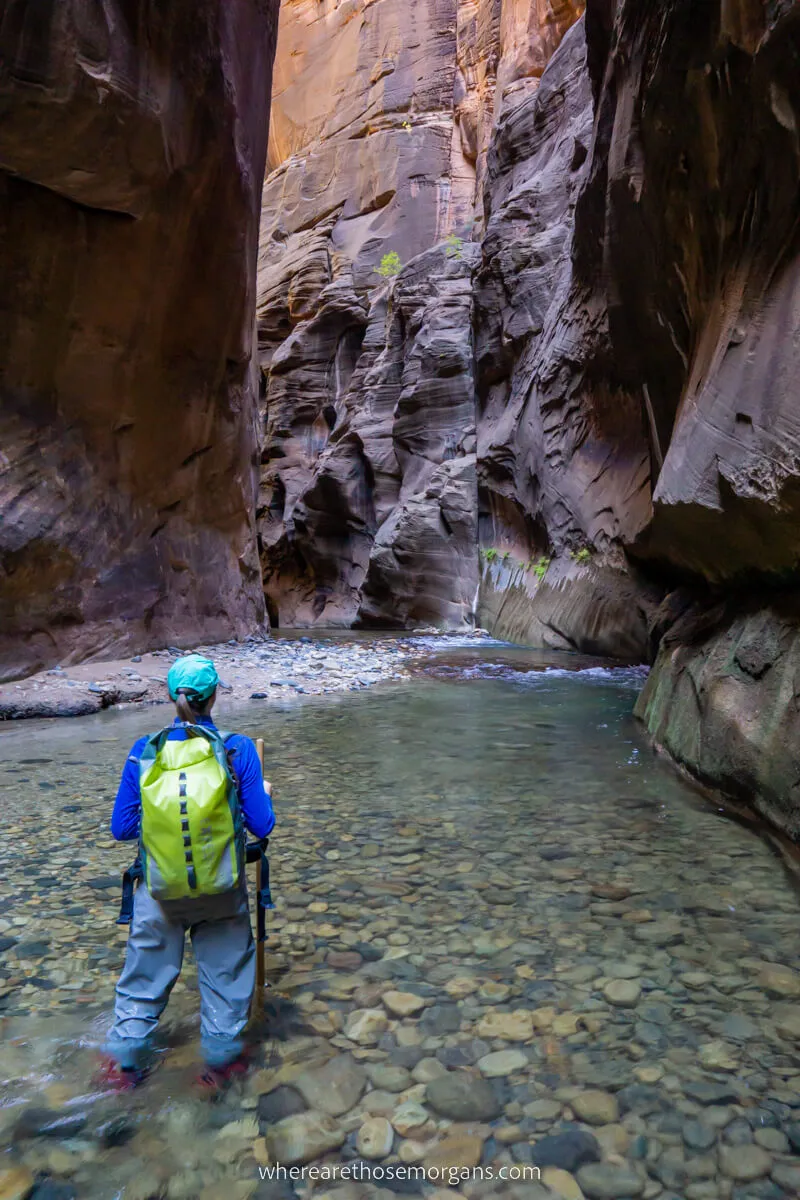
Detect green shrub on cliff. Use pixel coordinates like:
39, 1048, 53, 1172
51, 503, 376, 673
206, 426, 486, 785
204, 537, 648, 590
375, 251, 402, 278
445, 233, 464, 260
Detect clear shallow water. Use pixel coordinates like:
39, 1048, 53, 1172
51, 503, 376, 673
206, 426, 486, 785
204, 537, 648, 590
1, 649, 800, 1198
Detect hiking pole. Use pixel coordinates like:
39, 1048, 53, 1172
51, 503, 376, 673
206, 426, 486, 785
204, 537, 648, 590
255, 738, 266, 1013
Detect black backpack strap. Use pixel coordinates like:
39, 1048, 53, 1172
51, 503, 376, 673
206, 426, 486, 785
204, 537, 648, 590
116, 858, 144, 926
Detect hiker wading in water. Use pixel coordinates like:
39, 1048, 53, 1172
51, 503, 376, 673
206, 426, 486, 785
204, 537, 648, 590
100, 654, 275, 1091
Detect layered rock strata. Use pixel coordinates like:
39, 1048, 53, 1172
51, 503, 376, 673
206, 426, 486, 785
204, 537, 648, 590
472, 0, 800, 825
636, 599, 800, 840
587, 0, 800, 828
0, 0, 280, 680
473, 19, 659, 658
258, 0, 800, 834
257, 0, 585, 630
259, 245, 480, 628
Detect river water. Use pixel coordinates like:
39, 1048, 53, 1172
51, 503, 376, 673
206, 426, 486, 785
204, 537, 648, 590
1, 642, 799, 1199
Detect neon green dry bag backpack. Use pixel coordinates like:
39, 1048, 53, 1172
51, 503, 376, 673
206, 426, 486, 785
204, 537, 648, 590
138, 724, 244, 902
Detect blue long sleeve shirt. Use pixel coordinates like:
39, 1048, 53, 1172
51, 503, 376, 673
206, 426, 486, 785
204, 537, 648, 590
111, 716, 275, 842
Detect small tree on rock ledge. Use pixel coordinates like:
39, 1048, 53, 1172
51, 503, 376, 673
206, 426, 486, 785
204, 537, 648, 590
375, 251, 402, 278
445, 233, 464, 260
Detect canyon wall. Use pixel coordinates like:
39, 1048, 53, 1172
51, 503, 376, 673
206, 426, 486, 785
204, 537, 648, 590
475, 0, 800, 667
584, 0, 800, 831
256, 0, 585, 628
0, 0, 280, 680
256, 0, 658, 657
2, 1, 797, 833
473, 0, 800, 827
473, 16, 660, 659
257, 0, 800, 834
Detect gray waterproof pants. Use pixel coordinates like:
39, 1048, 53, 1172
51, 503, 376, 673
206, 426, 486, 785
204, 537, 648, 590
105, 883, 255, 1070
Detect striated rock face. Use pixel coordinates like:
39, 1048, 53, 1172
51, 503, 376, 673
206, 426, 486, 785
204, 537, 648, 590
257, 0, 585, 629
579, 0, 800, 830
257, 0, 482, 627
597, 0, 800, 588
473, 19, 658, 658
262, 0, 470, 290
355, 249, 480, 630
455, 1, 586, 228
468, 0, 800, 823
260, 245, 480, 628
257, 0, 800, 831
0, 0, 280, 680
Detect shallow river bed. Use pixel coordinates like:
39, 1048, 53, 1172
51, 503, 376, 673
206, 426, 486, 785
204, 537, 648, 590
1, 643, 800, 1200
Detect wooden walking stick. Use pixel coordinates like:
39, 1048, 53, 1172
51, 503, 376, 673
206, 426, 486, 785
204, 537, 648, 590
255, 737, 267, 1013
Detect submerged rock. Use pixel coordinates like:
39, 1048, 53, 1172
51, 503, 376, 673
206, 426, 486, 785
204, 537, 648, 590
356, 1116, 394, 1160
576, 1163, 644, 1199
477, 1049, 528, 1077
425, 1074, 501, 1121
293, 1055, 366, 1117
14, 1108, 88, 1141
531, 1130, 601, 1173
265, 1112, 346, 1166
343, 1009, 388, 1046
570, 1091, 619, 1126
0, 1167, 36, 1200
256, 1086, 307, 1126
719, 1144, 772, 1182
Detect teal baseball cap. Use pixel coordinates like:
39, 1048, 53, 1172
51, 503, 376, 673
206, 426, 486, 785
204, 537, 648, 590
167, 654, 220, 703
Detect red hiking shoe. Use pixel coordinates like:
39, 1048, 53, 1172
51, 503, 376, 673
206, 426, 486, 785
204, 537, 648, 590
94, 1056, 149, 1092
195, 1055, 250, 1095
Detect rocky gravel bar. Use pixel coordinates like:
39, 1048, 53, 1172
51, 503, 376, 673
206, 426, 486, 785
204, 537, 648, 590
0, 633, 478, 720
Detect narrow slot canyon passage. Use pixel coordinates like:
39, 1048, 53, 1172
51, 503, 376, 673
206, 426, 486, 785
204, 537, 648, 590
2, 1, 800, 1198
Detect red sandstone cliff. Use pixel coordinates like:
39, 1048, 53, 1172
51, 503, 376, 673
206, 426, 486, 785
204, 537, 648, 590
256, 0, 585, 628
256, 0, 800, 835
0, 0, 281, 680
2, 1, 799, 837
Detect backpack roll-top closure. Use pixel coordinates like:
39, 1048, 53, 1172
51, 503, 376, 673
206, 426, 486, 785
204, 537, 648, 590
153, 738, 217, 771
138, 725, 244, 903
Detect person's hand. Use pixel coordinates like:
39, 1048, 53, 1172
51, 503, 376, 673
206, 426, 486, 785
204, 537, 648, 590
264, 779, 272, 796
